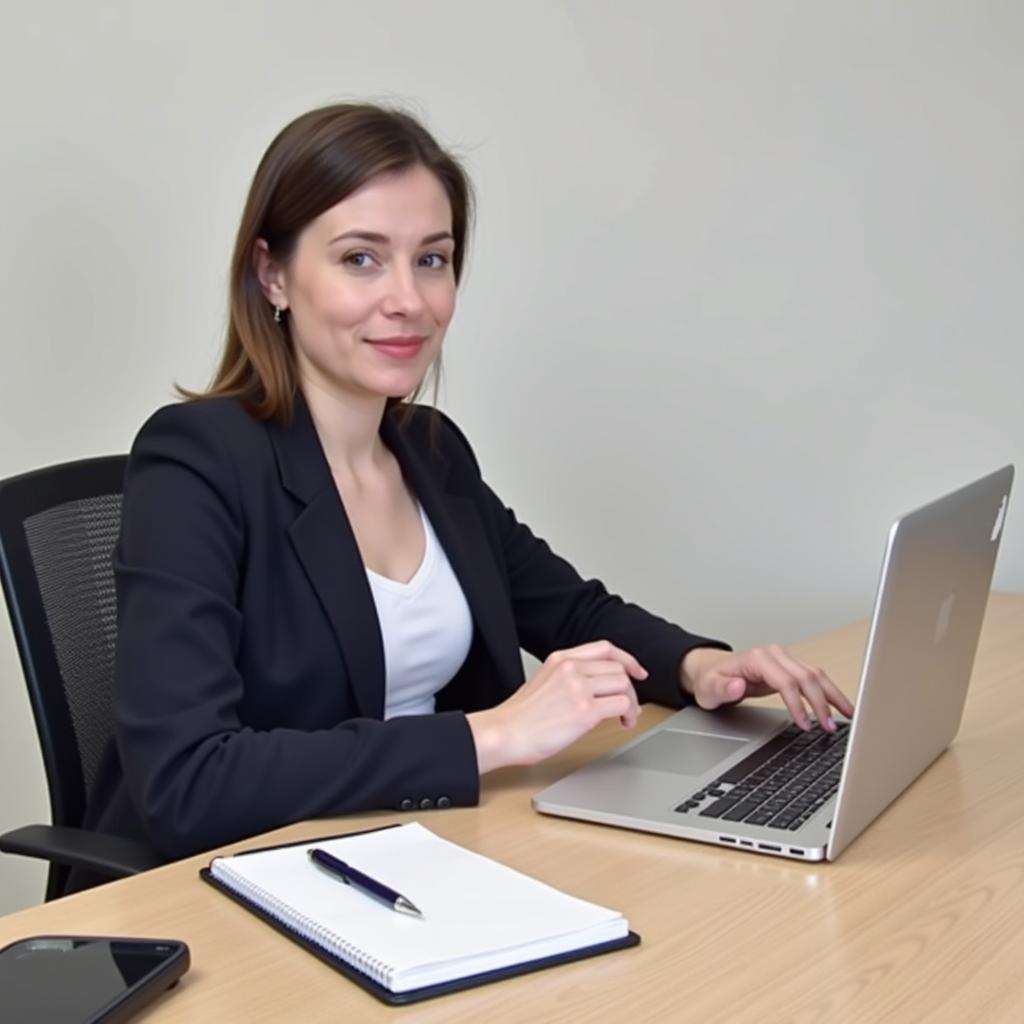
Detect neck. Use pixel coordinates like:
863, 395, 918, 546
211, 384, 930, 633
300, 375, 390, 478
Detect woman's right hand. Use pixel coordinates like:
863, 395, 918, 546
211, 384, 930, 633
467, 640, 648, 774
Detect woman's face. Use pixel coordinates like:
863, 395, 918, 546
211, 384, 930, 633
266, 165, 457, 404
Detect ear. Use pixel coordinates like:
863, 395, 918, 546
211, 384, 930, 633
253, 239, 289, 311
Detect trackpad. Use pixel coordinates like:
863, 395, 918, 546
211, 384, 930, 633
612, 731, 746, 776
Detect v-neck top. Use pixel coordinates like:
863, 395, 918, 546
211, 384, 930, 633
366, 504, 474, 720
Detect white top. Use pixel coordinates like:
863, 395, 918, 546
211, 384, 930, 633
367, 504, 474, 720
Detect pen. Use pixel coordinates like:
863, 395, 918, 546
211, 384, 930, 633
308, 848, 423, 917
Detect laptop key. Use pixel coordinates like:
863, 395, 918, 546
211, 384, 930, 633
716, 728, 802, 785
699, 795, 741, 818
722, 800, 765, 822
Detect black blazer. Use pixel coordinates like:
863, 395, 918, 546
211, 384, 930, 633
85, 395, 726, 860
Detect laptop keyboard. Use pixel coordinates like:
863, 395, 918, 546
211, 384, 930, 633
674, 721, 850, 831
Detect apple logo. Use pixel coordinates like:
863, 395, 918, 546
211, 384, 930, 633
934, 592, 955, 645
991, 495, 1008, 542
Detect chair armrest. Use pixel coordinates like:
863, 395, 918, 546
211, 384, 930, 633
0, 824, 165, 879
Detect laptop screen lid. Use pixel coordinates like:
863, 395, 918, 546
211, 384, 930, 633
826, 465, 1014, 860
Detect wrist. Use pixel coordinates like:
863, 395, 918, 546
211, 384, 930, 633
467, 709, 509, 774
680, 647, 725, 698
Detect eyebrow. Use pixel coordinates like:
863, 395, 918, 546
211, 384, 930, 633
327, 230, 455, 247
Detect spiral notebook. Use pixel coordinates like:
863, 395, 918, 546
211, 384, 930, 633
200, 822, 638, 1005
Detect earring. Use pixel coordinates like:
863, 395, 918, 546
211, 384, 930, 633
273, 305, 283, 323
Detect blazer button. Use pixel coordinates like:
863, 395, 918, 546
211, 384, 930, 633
399, 798, 414, 811
436, 796, 452, 809
419, 798, 434, 810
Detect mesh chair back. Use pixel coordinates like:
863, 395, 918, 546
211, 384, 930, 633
0, 457, 127, 840
23, 493, 122, 802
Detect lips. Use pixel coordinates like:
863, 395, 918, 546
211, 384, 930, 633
366, 335, 427, 361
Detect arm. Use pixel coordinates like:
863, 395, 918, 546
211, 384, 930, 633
434, 412, 729, 706
483, 479, 729, 707
426, 414, 726, 769
463, 485, 730, 770
435, 415, 852, 766
114, 404, 478, 859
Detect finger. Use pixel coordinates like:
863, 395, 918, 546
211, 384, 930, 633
582, 669, 641, 718
549, 640, 648, 680
575, 668, 642, 727
768, 645, 837, 732
579, 664, 638, 691
574, 659, 645, 685
821, 676, 855, 719
548, 659, 635, 697
554, 660, 639, 706
591, 691, 640, 727
770, 646, 855, 726
573, 638, 643, 679
695, 674, 749, 709
621, 703, 643, 728
746, 648, 816, 731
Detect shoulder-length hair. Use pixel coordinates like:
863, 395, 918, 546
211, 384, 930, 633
183, 103, 473, 422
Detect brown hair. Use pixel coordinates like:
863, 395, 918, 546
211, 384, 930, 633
182, 103, 473, 421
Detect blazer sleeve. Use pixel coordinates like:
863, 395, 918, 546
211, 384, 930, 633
113, 404, 478, 860
440, 415, 732, 709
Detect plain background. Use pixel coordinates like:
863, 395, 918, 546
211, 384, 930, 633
0, 1, 1020, 913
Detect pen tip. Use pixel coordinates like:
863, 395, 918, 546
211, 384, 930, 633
397, 897, 423, 917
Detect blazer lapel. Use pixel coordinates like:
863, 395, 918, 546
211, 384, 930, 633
268, 396, 386, 720
382, 412, 523, 690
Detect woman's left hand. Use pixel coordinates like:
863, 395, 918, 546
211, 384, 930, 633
680, 645, 855, 733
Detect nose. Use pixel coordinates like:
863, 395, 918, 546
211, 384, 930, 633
380, 265, 426, 318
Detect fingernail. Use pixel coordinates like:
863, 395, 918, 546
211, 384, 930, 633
825, 716, 836, 732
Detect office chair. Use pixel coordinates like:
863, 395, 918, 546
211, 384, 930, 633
0, 455, 162, 900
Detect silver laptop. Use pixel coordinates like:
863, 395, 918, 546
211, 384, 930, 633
533, 466, 1014, 862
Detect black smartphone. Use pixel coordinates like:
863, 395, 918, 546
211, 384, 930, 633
0, 935, 190, 1023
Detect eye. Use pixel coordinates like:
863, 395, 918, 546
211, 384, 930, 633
342, 251, 376, 270
418, 252, 451, 270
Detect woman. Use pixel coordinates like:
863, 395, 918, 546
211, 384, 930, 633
85, 103, 853, 864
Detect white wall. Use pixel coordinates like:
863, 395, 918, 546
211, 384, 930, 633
1, 1, 1021, 913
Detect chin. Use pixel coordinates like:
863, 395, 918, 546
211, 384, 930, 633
368, 370, 431, 402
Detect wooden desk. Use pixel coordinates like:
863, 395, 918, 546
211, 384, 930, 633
2, 593, 1022, 1023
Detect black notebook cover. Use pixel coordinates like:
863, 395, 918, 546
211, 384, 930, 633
199, 825, 640, 1006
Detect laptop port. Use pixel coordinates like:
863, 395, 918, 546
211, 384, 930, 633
758, 843, 781, 852
789, 848, 804, 856
719, 836, 736, 843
